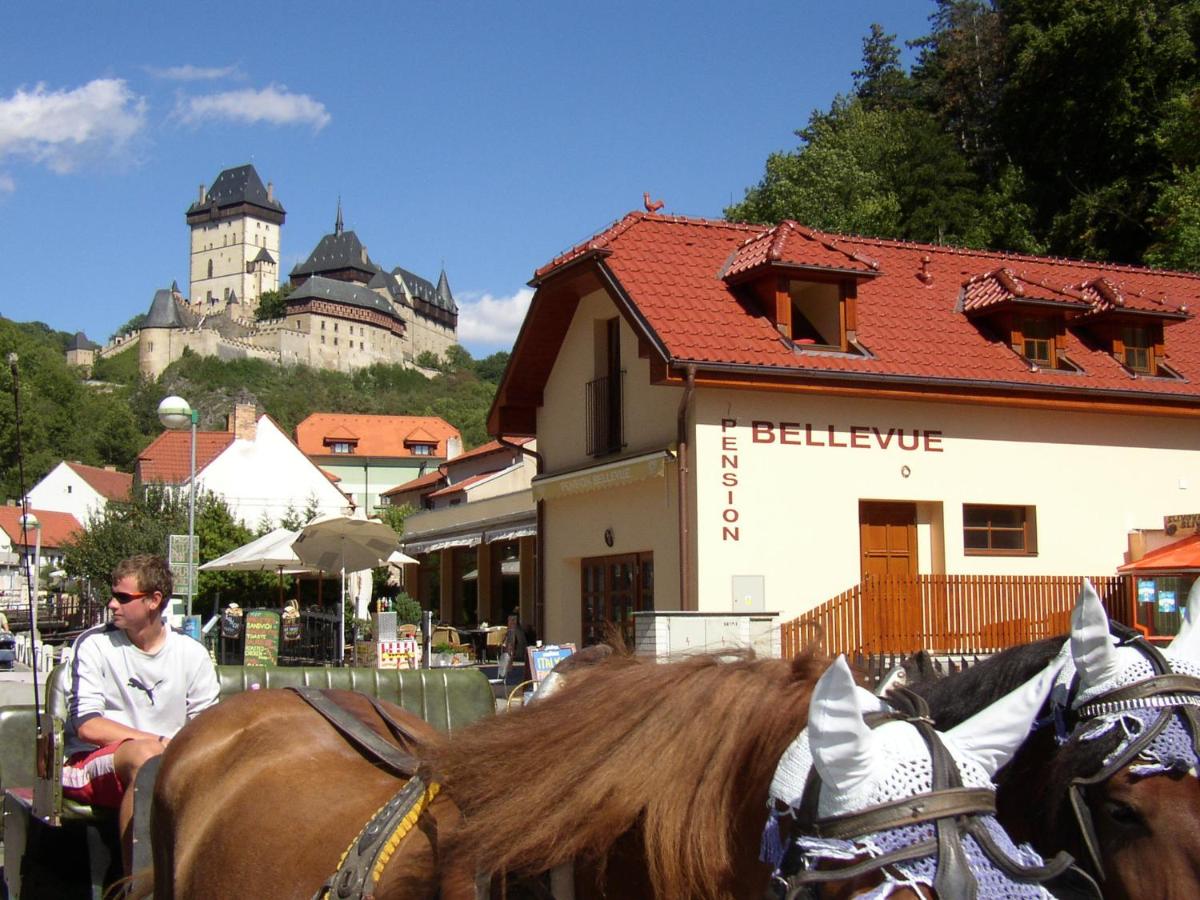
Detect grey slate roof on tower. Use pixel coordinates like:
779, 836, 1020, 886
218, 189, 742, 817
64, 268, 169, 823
188, 164, 285, 215
435, 270, 458, 314
67, 331, 99, 351
367, 270, 412, 308
290, 229, 381, 279
145, 288, 185, 328
252, 247, 276, 264
286, 275, 403, 322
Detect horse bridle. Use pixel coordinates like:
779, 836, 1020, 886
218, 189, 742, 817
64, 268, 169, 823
1063, 628, 1200, 879
768, 688, 1081, 900
285, 687, 442, 900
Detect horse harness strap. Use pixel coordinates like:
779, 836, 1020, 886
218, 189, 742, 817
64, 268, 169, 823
285, 688, 442, 900
807, 788, 996, 840
287, 686, 421, 778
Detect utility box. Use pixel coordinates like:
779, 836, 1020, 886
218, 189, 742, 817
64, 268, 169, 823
632, 611, 780, 660
372, 611, 397, 642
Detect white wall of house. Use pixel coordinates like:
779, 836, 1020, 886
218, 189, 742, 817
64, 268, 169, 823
689, 390, 1199, 620
197, 417, 351, 528
26, 463, 108, 525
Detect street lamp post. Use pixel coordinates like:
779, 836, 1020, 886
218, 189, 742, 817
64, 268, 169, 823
19, 512, 41, 643
158, 396, 199, 618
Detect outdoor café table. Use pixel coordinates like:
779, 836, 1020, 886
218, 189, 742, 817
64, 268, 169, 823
456, 628, 490, 660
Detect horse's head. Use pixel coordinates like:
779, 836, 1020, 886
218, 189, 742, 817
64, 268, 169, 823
764, 656, 1085, 899
1046, 580, 1200, 897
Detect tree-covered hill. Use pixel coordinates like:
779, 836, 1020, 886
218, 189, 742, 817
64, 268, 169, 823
0, 315, 508, 502
728, 0, 1200, 270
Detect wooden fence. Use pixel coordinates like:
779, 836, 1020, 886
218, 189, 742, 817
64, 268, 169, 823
781, 574, 1134, 658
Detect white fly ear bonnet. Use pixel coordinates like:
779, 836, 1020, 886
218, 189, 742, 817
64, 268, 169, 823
763, 656, 1066, 898
1054, 578, 1200, 779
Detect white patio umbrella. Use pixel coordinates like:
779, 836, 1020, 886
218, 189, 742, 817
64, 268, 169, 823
291, 515, 400, 663
199, 528, 319, 604
387, 550, 419, 566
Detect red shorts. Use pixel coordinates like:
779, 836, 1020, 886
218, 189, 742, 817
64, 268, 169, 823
62, 741, 127, 808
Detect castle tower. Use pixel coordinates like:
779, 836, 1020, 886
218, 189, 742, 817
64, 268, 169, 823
186, 164, 285, 317
139, 288, 186, 378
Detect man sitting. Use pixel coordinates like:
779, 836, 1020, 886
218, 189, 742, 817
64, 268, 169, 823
63, 554, 219, 871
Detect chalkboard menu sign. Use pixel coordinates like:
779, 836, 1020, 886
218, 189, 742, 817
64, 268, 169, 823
243, 610, 281, 667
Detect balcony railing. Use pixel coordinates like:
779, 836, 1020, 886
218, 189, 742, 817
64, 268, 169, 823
780, 573, 1135, 658
585, 372, 624, 457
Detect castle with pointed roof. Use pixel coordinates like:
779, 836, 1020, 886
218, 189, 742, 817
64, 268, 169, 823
135, 164, 458, 378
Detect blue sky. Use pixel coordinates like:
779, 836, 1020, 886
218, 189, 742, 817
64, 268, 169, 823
0, 2, 933, 357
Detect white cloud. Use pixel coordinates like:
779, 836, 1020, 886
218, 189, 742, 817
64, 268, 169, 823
175, 85, 330, 130
456, 288, 534, 351
0, 174, 13, 194
147, 63, 241, 81
0, 79, 146, 173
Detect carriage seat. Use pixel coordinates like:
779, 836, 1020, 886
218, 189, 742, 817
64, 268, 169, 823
3, 661, 495, 830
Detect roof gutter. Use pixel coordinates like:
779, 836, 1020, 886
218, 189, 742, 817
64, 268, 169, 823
498, 436, 545, 639
665, 359, 1200, 412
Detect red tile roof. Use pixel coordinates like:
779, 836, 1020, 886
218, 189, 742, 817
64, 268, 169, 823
296, 414, 461, 459
723, 221, 880, 280
519, 212, 1200, 404
445, 437, 532, 469
65, 462, 132, 501
380, 469, 446, 498
0, 507, 83, 549
961, 268, 1092, 314
1119, 533, 1200, 573
137, 431, 234, 484
427, 471, 498, 499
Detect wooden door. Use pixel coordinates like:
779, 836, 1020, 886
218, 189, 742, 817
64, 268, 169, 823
581, 552, 653, 647
859, 502, 919, 651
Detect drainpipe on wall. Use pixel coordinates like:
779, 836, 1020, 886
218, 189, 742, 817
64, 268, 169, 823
498, 436, 545, 639
676, 365, 696, 611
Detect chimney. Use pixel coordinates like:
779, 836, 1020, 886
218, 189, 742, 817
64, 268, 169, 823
445, 436, 463, 460
227, 404, 258, 441
198, 184, 206, 204
267, 182, 274, 203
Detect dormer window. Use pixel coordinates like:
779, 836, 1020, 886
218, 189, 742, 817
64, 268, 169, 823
788, 280, 846, 349
1021, 318, 1054, 367
1121, 325, 1153, 374
410, 443, 434, 456
331, 442, 353, 454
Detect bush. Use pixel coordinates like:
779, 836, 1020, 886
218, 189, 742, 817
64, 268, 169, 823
391, 593, 423, 625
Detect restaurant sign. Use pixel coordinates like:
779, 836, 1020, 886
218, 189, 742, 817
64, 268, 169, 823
1164, 514, 1200, 535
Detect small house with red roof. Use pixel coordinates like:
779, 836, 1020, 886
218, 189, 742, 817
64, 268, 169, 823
136, 404, 350, 529
295, 413, 463, 513
0, 507, 82, 601
489, 210, 1200, 648
392, 438, 537, 627
27, 461, 132, 525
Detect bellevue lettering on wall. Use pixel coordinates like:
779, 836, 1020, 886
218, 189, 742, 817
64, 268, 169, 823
243, 610, 281, 667
715, 417, 947, 544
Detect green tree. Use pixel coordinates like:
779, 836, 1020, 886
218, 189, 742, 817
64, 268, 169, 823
1146, 166, 1200, 271
254, 284, 294, 321
473, 351, 510, 384
996, 0, 1200, 262
853, 24, 913, 112
110, 313, 147, 340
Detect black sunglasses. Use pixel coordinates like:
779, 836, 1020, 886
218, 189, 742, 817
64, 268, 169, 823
111, 590, 151, 604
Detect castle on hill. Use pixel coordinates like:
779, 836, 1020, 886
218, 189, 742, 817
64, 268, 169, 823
128, 164, 458, 378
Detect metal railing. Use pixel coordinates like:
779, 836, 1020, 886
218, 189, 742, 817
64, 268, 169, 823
585, 372, 624, 457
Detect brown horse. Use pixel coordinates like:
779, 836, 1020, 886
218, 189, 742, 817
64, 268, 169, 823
428, 649, 828, 900
142, 689, 476, 899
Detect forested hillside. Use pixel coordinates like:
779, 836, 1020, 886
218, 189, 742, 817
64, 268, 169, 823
728, 0, 1200, 270
0, 316, 507, 501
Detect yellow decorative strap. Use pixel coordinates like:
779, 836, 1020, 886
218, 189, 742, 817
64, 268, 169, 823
319, 779, 441, 900
370, 781, 441, 886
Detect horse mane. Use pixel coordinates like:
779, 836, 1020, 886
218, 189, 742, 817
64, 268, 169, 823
426, 648, 825, 900
906, 636, 1066, 729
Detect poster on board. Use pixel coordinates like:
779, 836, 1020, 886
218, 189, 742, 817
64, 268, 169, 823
243, 610, 281, 667
527, 643, 576, 683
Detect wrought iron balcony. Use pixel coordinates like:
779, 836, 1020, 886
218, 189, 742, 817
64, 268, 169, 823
585, 372, 624, 457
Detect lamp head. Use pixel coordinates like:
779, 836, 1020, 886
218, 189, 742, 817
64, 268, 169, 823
18, 512, 39, 530
157, 395, 193, 430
